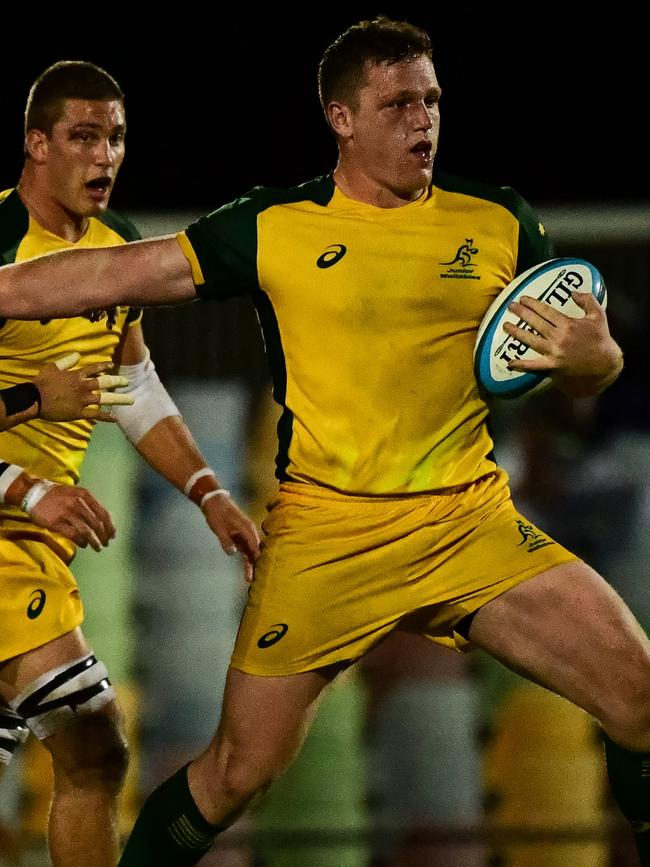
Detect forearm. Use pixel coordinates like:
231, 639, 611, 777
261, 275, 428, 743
133, 416, 224, 496
0, 236, 197, 319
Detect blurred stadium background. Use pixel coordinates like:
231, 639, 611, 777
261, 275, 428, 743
0, 6, 647, 865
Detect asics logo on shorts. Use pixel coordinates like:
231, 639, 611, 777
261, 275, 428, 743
257, 623, 289, 648
27, 589, 47, 620
316, 244, 347, 269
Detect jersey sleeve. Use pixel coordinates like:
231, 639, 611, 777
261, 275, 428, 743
505, 187, 555, 274
179, 190, 263, 301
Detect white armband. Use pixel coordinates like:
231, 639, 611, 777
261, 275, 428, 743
111, 349, 180, 445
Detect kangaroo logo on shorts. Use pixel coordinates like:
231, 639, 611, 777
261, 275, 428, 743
515, 520, 553, 553
27, 589, 47, 620
257, 623, 288, 648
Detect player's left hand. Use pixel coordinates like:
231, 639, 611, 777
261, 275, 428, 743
35, 352, 135, 422
202, 495, 261, 583
504, 291, 622, 383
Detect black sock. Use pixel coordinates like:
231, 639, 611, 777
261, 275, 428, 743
118, 763, 223, 866
603, 733, 650, 865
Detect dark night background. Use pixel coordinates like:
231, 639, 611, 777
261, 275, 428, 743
1, 5, 647, 211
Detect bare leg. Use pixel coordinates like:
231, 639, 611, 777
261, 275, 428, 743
189, 664, 340, 825
117, 664, 341, 865
0, 628, 128, 867
467, 561, 650, 748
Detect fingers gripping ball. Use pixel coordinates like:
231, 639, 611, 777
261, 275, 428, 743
473, 258, 607, 398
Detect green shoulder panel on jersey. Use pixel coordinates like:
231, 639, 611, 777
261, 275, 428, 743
433, 170, 554, 273
0, 189, 29, 266
186, 174, 335, 301
0, 190, 30, 330
98, 208, 142, 242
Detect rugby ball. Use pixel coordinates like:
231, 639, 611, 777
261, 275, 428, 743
474, 257, 607, 398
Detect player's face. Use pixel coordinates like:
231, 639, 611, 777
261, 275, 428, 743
43, 99, 126, 216
349, 55, 440, 201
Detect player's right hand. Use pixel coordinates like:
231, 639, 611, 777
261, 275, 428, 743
34, 352, 134, 423
28, 483, 116, 551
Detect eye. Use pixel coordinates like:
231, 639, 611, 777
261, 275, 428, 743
110, 133, 125, 146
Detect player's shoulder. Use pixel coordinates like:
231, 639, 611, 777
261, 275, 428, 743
0, 189, 29, 263
220, 174, 335, 216
97, 208, 142, 242
433, 169, 533, 221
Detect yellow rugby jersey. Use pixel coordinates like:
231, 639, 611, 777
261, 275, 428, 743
180, 172, 553, 495
0, 188, 141, 537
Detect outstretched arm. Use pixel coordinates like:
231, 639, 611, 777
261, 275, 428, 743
0, 236, 196, 320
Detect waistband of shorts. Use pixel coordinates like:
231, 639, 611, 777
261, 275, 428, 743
278, 470, 505, 504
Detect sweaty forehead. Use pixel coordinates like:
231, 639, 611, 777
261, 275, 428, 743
56, 98, 126, 129
362, 55, 439, 98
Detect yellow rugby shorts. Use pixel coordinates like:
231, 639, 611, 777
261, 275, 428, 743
0, 533, 82, 663
231, 469, 577, 675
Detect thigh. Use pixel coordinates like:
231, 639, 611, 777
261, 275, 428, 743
468, 561, 650, 721
0, 626, 91, 699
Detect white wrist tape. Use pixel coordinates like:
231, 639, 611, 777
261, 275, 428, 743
111, 349, 180, 445
0, 463, 25, 503
200, 489, 231, 510
21, 480, 56, 514
183, 467, 217, 497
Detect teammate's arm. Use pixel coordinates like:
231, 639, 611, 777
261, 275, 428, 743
111, 324, 260, 582
0, 236, 195, 320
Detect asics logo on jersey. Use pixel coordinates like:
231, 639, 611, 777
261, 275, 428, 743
27, 589, 47, 620
440, 238, 479, 267
257, 623, 289, 648
317, 244, 347, 268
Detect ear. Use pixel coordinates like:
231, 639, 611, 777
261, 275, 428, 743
326, 101, 354, 141
25, 130, 49, 164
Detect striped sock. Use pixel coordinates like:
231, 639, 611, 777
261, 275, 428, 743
118, 763, 222, 866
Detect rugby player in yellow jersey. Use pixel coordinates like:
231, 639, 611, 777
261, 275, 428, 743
0, 60, 259, 867
0, 18, 648, 867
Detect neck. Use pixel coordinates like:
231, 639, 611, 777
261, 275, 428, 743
17, 167, 88, 243
333, 161, 426, 209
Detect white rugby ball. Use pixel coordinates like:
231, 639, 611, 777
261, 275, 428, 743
474, 257, 607, 398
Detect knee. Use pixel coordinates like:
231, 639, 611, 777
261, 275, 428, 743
219, 751, 277, 805
49, 713, 129, 793
599, 680, 650, 750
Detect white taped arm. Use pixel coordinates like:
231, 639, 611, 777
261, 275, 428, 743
112, 349, 180, 444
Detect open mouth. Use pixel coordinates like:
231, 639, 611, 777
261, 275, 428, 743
410, 141, 433, 161
85, 176, 112, 195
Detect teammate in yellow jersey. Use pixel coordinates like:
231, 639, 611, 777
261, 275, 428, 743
0, 60, 259, 867
0, 18, 647, 867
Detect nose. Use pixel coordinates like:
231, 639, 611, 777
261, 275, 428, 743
413, 101, 433, 131
94, 138, 116, 167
